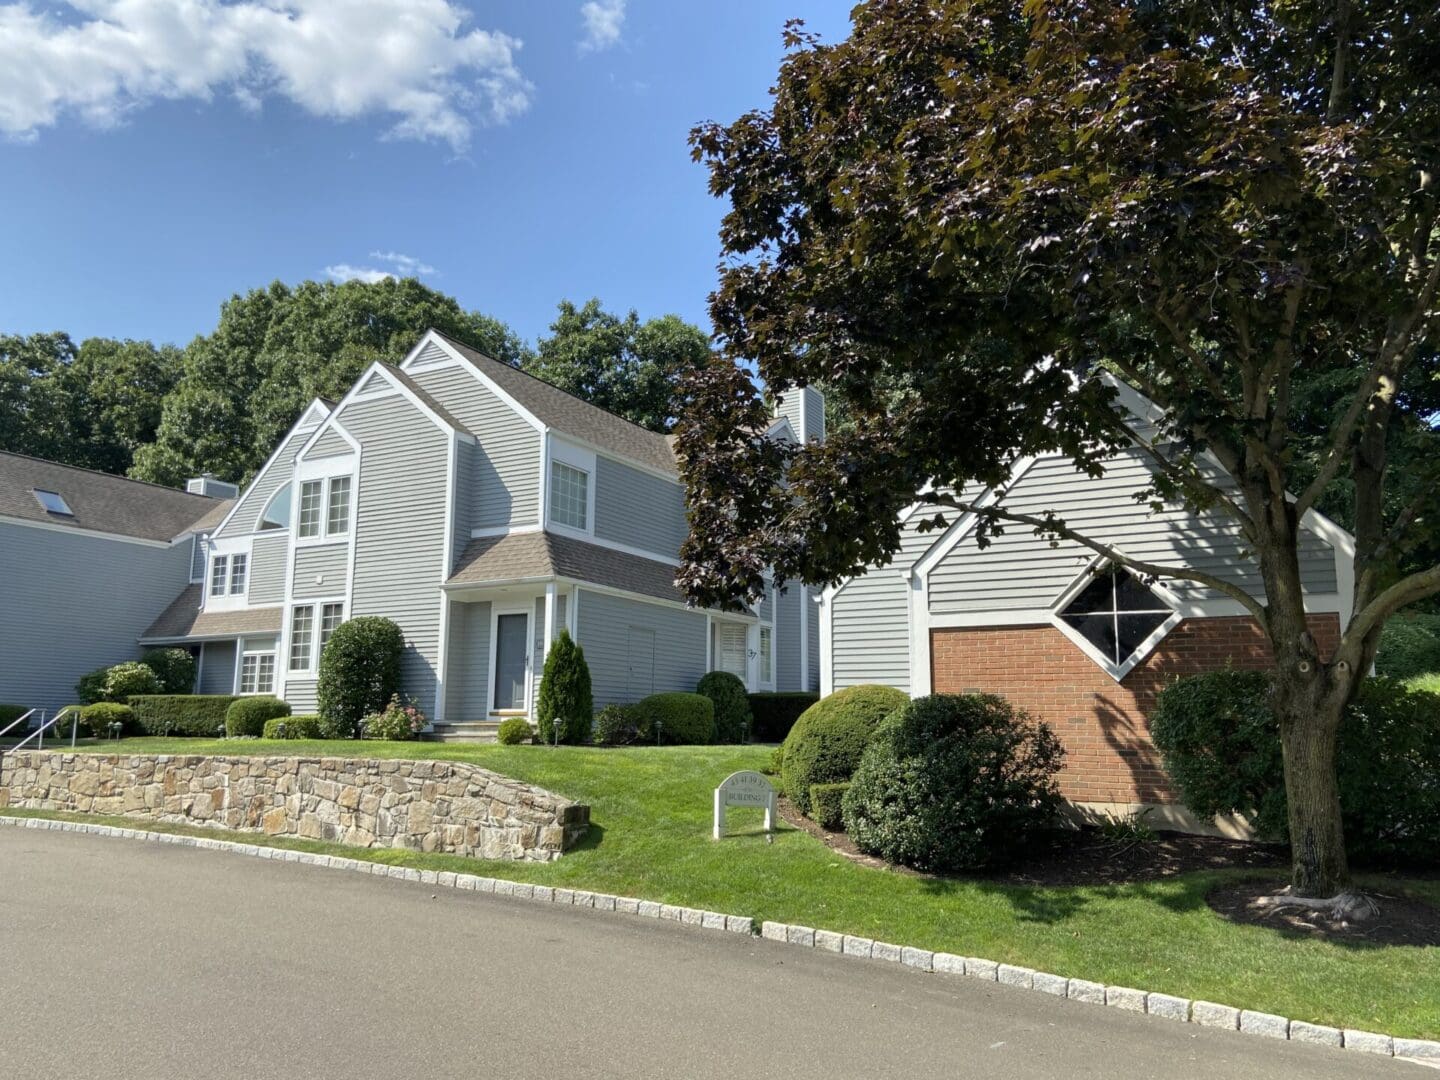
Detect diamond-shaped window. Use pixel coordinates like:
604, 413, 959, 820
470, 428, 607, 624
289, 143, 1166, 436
1057, 562, 1176, 673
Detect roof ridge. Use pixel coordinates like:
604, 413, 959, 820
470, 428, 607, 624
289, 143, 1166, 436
430, 329, 675, 447
0, 449, 220, 502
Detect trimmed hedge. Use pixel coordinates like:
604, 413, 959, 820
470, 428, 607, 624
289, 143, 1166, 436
262, 714, 324, 740
79, 702, 135, 739
593, 703, 641, 746
536, 630, 594, 745
748, 692, 819, 743
1152, 670, 1440, 863
809, 782, 850, 831
497, 717, 533, 745
698, 671, 753, 744
780, 685, 908, 815
843, 694, 1066, 871
634, 692, 715, 745
128, 694, 238, 737
317, 616, 404, 738
226, 696, 291, 738
142, 648, 197, 694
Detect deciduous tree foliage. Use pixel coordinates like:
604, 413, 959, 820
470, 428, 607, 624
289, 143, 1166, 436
131, 277, 531, 486
678, 0, 1440, 900
525, 298, 712, 432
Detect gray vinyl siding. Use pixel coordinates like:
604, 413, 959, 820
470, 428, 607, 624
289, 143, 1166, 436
575, 589, 707, 706
285, 678, 318, 714
343, 395, 449, 718
928, 450, 1338, 614
198, 641, 237, 695
248, 533, 288, 605
292, 543, 349, 600
190, 536, 205, 581
408, 340, 451, 369
306, 426, 352, 459
805, 593, 819, 692
409, 364, 540, 529
593, 455, 688, 559
0, 522, 193, 713
215, 429, 311, 538
443, 600, 492, 721
774, 584, 802, 691
451, 439, 476, 567
831, 519, 939, 693
756, 583, 774, 624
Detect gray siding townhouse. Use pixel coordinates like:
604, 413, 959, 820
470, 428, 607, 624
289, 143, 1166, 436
819, 379, 1354, 831
0, 453, 234, 714
142, 330, 821, 734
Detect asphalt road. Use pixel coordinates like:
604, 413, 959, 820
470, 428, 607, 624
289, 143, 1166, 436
0, 829, 1427, 1080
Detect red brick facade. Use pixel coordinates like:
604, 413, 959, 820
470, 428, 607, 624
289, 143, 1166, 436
929, 614, 1341, 805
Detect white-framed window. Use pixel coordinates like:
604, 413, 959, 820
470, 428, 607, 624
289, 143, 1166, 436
550, 461, 589, 530
229, 553, 248, 595
1053, 560, 1180, 680
209, 555, 229, 597
717, 623, 748, 683
239, 652, 276, 695
759, 625, 774, 685
326, 476, 352, 535
289, 606, 315, 671
319, 602, 344, 653
297, 480, 324, 538
259, 483, 291, 531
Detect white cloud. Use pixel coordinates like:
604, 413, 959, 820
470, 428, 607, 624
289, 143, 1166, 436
324, 251, 437, 283
324, 263, 394, 284
0, 0, 533, 148
578, 0, 624, 54
369, 250, 436, 276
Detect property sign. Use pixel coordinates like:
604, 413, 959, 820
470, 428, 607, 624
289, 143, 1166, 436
713, 770, 776, 839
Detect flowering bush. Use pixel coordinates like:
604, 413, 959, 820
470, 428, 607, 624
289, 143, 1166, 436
362, 694, 426, 741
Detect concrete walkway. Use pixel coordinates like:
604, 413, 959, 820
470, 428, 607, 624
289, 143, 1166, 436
0, 829, 1427, 1079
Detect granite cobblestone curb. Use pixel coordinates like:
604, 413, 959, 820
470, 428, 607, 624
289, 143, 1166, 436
7, 814, 1438, 1068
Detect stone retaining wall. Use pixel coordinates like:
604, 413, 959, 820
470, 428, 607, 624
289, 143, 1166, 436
0, 752, 589, 861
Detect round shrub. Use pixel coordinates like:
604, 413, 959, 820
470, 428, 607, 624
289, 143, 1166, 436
809, 782, 850, 832
79, 702, 134, 739
697, 671, 752, 744
1152, 671, 1440, 863
593, 703, 640, 746
362, 695, 424, 741
536, 630, 594, 745
263, 714, 324, 740
225, 696, 291, 738
102, 661, 162, 702
316, 616, 403, 738
780, 685, 908, 815
1149, 670, 1285, 837
142, 648, 197, 693
497, 717, 533, 745
633, 692, 715, 745
843, 694, 1066, 870
75, 667, 111, 705
1376, 614, 1440, 681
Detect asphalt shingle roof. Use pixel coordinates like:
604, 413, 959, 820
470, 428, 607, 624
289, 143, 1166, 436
434, 332, 679, 475
449, 530, 685, 605
141, 584, 283, 641
0, 452, 231, 542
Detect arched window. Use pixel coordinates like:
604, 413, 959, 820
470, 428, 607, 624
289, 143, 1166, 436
258, 483, 292, 531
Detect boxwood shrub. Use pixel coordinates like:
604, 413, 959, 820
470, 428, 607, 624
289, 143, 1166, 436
79, 702, 135, 739
141, 648, 197, 694
1152, 670, 1440, 863
593, 703, 641, 746
226, 696, 291, 738
128, 694, 238, 737
697, 671, 752, 744
748, 692, 819, 743
809, 782, 850, 831
262, 714, 324, 740
496, 717, 533, 745
780, 685, 908, 815
316, 616, 404, 738
634, 692, 715, 745
843, 694, 1065, 871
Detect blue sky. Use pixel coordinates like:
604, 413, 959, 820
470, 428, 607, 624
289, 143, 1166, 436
0, 1, 853, 349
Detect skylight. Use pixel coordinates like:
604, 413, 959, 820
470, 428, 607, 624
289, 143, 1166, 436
33, 489, 73, 516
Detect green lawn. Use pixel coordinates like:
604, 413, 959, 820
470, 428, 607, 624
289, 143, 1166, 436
5, 736, 1438, 1038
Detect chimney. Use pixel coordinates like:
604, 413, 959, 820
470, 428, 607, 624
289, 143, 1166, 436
772, 386, 826, 446
186, 473, 240, 499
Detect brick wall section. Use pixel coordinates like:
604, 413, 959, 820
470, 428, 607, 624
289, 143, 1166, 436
930, 614, 1341, 805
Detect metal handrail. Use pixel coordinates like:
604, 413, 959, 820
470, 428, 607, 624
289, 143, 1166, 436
0, 708, 37, 739
6, 707, 81, 752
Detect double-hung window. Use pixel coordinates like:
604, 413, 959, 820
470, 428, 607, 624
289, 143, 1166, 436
319, 603, 344, 653
289, 606, 315, 671
209, 555, 229, 597
239, 652, 276, 695
229, 553, 248, 595
549, 461, 589, 530
326, 477, 351, 535
297, 480, 324, 538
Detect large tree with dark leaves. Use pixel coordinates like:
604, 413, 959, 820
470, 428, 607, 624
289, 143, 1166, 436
678, 0, 1440, 907
131, 278, 530, 486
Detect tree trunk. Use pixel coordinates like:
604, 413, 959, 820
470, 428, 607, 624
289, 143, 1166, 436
1274, 676, 1350, 896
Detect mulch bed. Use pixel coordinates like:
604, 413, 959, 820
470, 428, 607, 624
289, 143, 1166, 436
1206, 880, 1440, 947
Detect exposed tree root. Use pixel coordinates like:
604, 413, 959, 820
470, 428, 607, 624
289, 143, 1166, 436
1251, 888, 1380, 923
